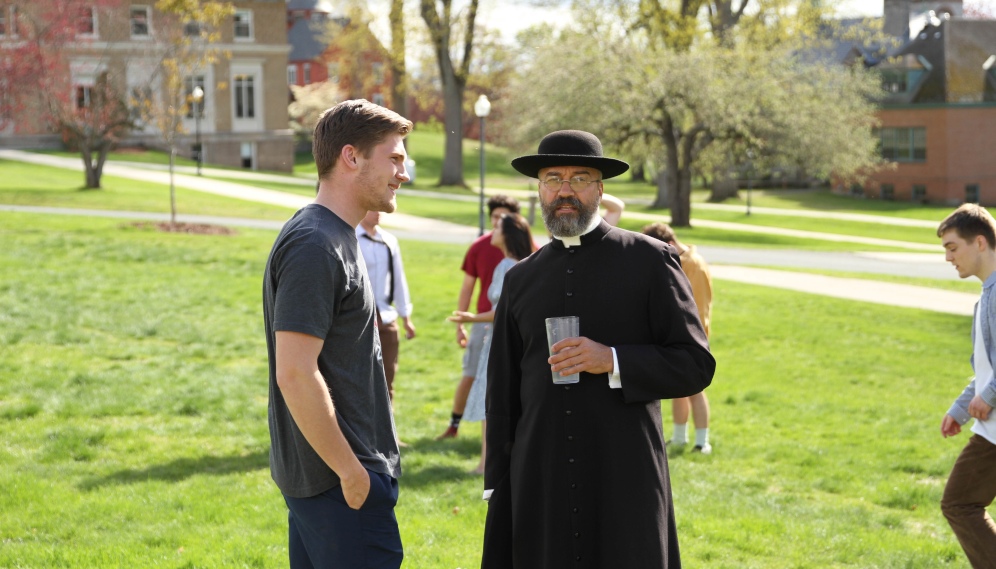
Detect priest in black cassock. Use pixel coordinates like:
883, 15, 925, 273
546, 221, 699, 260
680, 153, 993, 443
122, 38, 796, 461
481, 130, 716, 569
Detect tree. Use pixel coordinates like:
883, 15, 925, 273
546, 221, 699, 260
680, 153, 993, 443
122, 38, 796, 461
289, 82, 342, 142
964, 0, 996, 19
389, 0, 408, 117
505, 28, 883, 226
136, 0, 234, 224
1, 0, 132, 188
420, 0, 480, 187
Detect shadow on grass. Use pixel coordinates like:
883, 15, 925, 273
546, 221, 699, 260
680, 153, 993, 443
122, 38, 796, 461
399, 464, 480, 489
80, 450, 268, 490
403, 436, 482, 458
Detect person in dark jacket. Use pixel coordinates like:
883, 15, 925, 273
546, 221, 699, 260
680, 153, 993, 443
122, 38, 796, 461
481, 130, 716, 569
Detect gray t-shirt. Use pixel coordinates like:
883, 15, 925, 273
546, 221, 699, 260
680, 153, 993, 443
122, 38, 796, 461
263, 204, 400, 498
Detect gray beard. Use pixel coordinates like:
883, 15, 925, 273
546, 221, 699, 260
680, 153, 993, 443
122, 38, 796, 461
542, 194, 601, 238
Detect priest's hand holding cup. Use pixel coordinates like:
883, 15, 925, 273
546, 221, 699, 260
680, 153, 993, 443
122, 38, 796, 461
548, 337, 614, 377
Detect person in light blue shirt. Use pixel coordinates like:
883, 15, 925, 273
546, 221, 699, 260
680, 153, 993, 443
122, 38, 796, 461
937, 203, 996, 568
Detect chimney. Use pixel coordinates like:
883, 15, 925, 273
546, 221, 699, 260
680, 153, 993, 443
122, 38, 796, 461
884, 0, 911, 38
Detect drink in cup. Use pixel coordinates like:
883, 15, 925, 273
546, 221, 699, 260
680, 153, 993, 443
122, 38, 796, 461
545, 316, 580, 385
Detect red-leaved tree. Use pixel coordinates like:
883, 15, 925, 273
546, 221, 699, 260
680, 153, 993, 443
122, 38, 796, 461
0, 0, 132, 188
965, 1, 996, 19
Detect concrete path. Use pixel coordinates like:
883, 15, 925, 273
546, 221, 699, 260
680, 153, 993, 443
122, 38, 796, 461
0, 150, 477, 242
0, 204, 477, 244
106, 160, 319, 186
0, 203, 973, 314
623, 210, 940, 252
711, 265, 976, 316
696, 246, 956, 281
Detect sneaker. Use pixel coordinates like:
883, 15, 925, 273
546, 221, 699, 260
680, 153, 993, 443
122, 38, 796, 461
693, 443, 712, 455
434, 426, 458, 440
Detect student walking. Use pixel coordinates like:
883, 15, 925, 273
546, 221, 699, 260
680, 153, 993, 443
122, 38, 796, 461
262, 100, 412, 569
937, 204, 996, 569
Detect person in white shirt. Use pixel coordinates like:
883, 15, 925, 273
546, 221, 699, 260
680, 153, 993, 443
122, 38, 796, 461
357, 211, 416, 408
937, 204, 996, 568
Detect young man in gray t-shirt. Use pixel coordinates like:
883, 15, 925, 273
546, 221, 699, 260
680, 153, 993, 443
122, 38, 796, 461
263, 100, 412, 569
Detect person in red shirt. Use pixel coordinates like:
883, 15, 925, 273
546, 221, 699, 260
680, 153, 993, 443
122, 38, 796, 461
436, 195, 521, 439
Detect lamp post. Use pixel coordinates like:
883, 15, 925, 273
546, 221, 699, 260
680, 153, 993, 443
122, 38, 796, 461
745, 149, 755, 217
191, 85, 204, 176
474, 94, 491, 237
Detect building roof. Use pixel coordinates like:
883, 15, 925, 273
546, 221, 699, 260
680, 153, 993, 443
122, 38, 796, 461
873, 18, 996, 104
288, 15, 347, 63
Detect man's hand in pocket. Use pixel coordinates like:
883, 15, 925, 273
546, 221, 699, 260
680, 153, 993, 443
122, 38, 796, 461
342, 466, 371, 510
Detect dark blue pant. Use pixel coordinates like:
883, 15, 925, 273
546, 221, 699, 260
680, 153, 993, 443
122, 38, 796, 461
283, 470, 403, 569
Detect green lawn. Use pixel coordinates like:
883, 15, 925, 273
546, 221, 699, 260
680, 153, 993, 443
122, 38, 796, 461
0, 159, 297, 221
0, 211, 979, 568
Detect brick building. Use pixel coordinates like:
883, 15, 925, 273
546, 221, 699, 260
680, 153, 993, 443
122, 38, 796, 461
286, 0, 391, 106
863, 17, 996, 204
0, 0, 294, 172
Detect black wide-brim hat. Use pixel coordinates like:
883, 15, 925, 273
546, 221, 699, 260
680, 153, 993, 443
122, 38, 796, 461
511, 130, 629, 180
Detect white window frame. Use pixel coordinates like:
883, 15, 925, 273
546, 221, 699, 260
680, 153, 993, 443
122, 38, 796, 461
233, 9, 253, 41
78, 6, 98, 38
303, 62, 311, 84
287, 64, 297, 85
130, 5, 151, 39
327, 62, 340, 84
230, 61, 263, 132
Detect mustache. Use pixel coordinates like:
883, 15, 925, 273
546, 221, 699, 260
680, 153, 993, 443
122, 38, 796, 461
548, 196, 583, 210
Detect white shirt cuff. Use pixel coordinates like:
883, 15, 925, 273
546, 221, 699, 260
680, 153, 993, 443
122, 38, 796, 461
609, 347, 621, 389
483, 489, 493, 501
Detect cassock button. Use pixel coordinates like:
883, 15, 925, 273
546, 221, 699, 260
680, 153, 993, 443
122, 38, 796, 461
566, 410, 572, 415
571, 483, 576, 489
564, 386, 571, 391
567, 435, 573, 441
576, 556, 581, 561
569, 250, 575, 254
567, 292, 573, 297
575, 533, 580, 538
573, 507, 578, 513
569, 458, 574, 463
567, 269, 574, 274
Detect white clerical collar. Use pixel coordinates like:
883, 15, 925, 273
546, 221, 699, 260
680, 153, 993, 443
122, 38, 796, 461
554, 215, 602, 248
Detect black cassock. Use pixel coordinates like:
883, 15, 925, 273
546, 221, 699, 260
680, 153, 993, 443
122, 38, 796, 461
482, 220, 716, 569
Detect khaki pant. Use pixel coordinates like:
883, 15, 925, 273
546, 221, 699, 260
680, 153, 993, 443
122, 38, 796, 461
942, 434, 996, 569
378, 314, 400, 402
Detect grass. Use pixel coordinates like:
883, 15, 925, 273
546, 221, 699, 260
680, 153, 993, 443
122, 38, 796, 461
0, 159, 297, 221
0, 211, 981, 568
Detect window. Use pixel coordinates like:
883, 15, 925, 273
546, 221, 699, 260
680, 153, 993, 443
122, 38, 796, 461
303, 63, 311, 84
130, 85, 152, 122
130, 6, 150, 37
76, 85, 92, 109
234, 74, 254, 118
184, 20, 201, 37
967, 184, 981, 204
78, 7, 96, 36
184, 76, 205, 119
850, 183, 864, 197
372, 93, 385, 106
287, 65, 297, 85
234, 10, 252, 40
912, 184, 927, 202
881, 70, 906, 93
878, 127, 927, 163
372, 63, 384, 85
0, 7, 6, 36
327, 63, 340, 84
880, 183, 895, 200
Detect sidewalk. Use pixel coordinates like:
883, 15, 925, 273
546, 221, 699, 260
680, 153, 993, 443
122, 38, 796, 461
0, 150, 938, 252
711, 265, 975, 316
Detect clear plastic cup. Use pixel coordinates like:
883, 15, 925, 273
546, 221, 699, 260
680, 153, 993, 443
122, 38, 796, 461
546, 316, 580, 384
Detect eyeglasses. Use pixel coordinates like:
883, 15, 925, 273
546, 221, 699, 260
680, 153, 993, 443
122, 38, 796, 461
539, 176, 601, 192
